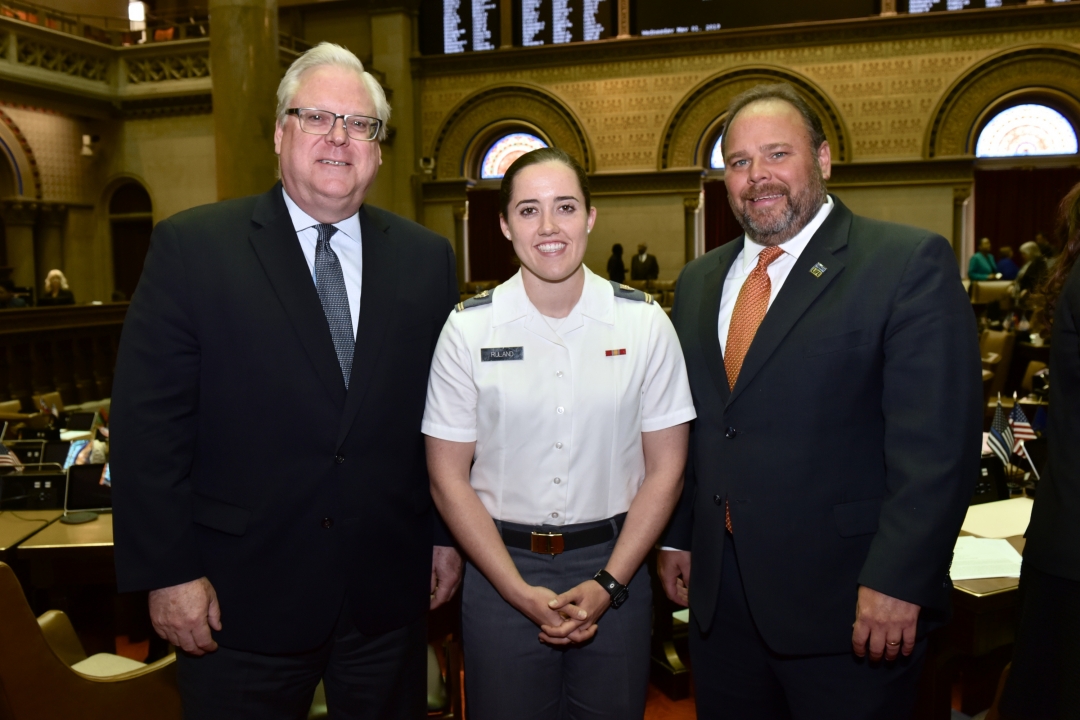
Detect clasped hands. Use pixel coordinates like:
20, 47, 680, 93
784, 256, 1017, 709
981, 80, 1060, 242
510, 577, 613, 646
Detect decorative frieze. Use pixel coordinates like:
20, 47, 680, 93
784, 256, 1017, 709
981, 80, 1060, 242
126, 52, 210, 84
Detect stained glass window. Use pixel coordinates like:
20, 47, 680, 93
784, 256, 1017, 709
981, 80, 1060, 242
480, 133, 548, 179
975, 104, 1078, 158
709, 134, 725, 169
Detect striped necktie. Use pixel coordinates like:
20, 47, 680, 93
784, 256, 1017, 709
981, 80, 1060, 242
314, 223, 353, 389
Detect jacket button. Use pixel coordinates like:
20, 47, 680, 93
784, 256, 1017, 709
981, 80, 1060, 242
322, 517, 333, 529
725, 427, 737, 439
335, 454, 345, 464
713, 494, 722, 505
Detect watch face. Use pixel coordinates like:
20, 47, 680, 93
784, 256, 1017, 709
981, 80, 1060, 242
610, 587, 629, 609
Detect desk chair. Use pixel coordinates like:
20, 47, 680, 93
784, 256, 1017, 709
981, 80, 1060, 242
31, 392, 64, 416
980, 329, 1016, 413
986, 360, 1048, 414
0, 561, 181, 720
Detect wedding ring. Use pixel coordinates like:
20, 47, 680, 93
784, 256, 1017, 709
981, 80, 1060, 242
887, 641, 900, 646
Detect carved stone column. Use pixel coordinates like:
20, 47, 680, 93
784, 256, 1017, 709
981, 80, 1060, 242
453, 203, 467, 287
36, 205, 67, 292
953, 184, 973, 266
0, 201, 38, 291
209, 0, 279, 201
617, 0, 630, 38
684, 195, 701, 265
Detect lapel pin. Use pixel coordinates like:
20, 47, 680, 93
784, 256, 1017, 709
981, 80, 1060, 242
809, 262, 827, 278
605, 349, 627, 357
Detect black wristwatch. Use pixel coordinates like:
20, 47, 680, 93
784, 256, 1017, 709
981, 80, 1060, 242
593, 569, 629, 609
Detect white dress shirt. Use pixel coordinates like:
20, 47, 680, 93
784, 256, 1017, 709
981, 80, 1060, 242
422, 267, 697, 526
717, 197, 834, 352
282, 188, 363, 338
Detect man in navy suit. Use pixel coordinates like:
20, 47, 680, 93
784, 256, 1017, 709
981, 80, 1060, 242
658, 83, 982, 719
112, 43, 462, 719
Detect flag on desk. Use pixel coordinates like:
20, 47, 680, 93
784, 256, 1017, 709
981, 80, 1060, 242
1010, 405, 1037, 454
988, 399, 1015, 466
0, 443, 22, 469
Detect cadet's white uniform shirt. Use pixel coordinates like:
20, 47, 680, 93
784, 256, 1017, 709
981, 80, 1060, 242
422, 267, 697, 526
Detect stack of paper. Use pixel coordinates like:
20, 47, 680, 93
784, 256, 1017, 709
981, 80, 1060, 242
951, 536, 1023, 581
961, 497, 1034, 539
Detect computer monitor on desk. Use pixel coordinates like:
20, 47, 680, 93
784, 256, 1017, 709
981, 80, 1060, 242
972, 455, 1008, 505
62, 463, 111, 524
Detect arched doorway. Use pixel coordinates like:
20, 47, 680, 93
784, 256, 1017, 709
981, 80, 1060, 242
703, 127, 743, 253
109, 181, 153, 302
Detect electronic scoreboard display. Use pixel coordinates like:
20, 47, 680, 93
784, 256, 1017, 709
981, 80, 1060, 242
635, 0, 878, 37
420, 0, 501, 55
514, 0, 616, 47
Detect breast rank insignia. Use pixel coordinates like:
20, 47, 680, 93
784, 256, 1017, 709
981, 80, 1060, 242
605, 349, 627, 357
809, 263, 828, 278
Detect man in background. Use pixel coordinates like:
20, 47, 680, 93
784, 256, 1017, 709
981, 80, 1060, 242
659, 83, 982, 719
112, 43, 461, 719
630, 242, 659, 280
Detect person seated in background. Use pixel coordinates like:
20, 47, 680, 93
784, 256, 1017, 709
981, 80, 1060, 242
1035, 231, 1058, 269
969, 237, 1001, 280
1013, 241, 1049, 309
37, 269, 75, 306
997, 246, 1020, 280
0, 284, 27, 309
607, 243, 626, 283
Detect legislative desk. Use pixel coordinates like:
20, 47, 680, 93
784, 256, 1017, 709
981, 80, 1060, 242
0, 509, 63, 565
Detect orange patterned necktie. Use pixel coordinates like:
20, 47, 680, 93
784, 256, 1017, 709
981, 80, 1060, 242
722, 245, 784, 533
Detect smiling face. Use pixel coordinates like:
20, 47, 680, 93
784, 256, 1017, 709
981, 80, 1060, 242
274, 64, 382, 223
723, 99, 831, 246
499, 161, 596, 286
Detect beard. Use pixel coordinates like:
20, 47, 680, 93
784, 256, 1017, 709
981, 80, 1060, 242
729, 163, 828, 247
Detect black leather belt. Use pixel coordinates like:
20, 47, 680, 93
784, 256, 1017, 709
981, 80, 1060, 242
501, 514, 626, 555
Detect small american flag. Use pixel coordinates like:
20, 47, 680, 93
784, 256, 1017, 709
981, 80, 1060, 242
0, 442, 22, 469
1010, 405, 1037, 453
988, 398, 1014, 466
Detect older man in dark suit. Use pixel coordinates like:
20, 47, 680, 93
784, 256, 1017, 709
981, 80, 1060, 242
658, 83, 982, 719
111, 43, 462, 719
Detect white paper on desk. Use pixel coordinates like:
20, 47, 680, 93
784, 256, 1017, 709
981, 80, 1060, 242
951, 536, 1023, 580
961, 497, 1034, 539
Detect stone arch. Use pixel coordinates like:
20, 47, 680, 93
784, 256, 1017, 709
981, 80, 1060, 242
430, 84, 592, 180
660, 66, 849, 170
0, 108, 42, 199
926, 45, 1080, 159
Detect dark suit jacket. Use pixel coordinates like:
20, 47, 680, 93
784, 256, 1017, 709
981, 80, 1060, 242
631, 254, 659, 280
665, 197, 982, 655
111, 184, 458, 654
1023, 259, 1080, 582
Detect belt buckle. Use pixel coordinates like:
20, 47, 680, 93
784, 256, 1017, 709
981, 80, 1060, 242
530, 532, 564, 555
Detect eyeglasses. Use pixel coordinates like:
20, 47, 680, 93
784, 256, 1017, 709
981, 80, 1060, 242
286, 108, 382, 142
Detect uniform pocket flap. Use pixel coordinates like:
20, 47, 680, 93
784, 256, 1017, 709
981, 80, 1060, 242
833, 497, 883, 537
192, 494, 251, 536
804, 329, 872, 358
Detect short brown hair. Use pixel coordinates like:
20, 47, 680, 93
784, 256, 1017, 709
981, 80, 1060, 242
499, 147, 591, 218
720, 83, 827, 159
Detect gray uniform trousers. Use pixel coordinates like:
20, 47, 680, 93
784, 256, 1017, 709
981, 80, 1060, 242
461, 516, 652, 720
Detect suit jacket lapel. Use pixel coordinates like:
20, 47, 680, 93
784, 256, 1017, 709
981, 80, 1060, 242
699, 240, 743, 403
727, 197, 852, 407
248, 184, 346, 408
336, 205, 397, 446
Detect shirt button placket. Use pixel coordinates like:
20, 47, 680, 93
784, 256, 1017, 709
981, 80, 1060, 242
552, 356, 570, 523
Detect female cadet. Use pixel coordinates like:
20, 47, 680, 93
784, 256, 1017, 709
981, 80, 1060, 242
422, 147, 696, 720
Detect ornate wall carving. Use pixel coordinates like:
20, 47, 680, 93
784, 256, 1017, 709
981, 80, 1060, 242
661, 66, 849, 170
126, 51, 210, 84
431, 84, 591, 180
15, 39, 108, 82
927, 45, 1080, 158
0, 107, 41, 199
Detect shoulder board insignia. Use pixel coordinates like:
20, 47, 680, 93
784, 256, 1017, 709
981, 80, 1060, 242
610, 280, 653, 305
455, 289, 494, 312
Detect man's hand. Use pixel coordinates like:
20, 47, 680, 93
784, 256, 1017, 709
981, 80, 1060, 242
543, 578, 612, 644
148, 576, 221, 656
658, 550, 691, 607
852, 585, 920, 662
430, 545, 464, 609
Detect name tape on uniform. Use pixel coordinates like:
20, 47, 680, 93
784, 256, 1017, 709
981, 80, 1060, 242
481, 347, 524, 362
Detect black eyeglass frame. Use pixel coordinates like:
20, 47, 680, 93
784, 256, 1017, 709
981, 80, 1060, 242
285, 108, 382, 142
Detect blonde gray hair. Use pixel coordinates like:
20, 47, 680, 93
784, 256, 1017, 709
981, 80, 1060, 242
44, 269, 69, 290
275, 42, 390, 141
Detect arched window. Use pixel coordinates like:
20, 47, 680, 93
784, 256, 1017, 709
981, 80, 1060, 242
709, 134, 725, 170
479, 132, 548, 179
975, 104, 1079, 158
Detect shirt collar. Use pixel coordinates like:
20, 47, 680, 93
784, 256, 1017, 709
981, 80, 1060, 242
281, 186, 361, 245
492, 266, 614, 326
741, 194, 834, 272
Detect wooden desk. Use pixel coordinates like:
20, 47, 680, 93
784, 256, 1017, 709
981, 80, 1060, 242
19, 512, 114, 551
0, 509, 62, 564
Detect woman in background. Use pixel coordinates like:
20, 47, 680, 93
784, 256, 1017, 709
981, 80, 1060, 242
999, 181, 1080, 720
423, 148, 694, 720
38, 269, 75, 306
